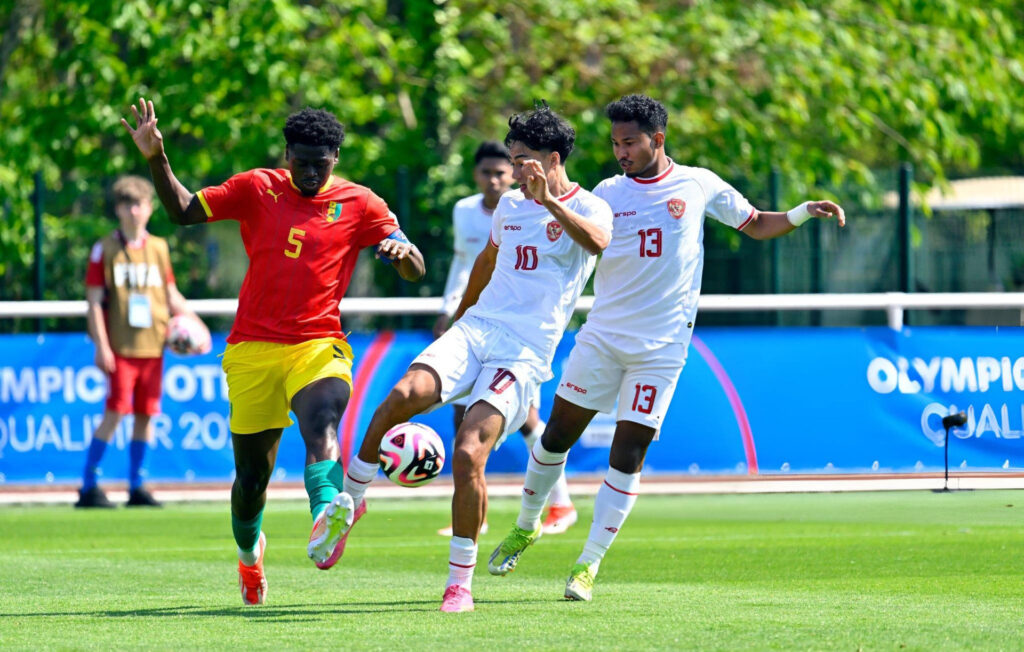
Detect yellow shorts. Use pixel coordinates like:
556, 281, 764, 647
222, 338, 354, 435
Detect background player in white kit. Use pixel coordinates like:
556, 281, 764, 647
434, 141, 577, 537
489, 94, 846, 601
319, 104, 612, 613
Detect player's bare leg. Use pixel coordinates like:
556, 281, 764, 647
439, 403, 489, 537
566, 420, 655, 602
442, 401, 504, 612
232, 428, 283, 605
489, 397, 595, 575
293, 378, 355, 569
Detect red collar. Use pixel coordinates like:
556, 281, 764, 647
630, 161, 675, 185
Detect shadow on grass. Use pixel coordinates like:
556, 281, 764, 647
1, 598, 553, 619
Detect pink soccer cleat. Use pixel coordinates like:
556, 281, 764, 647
440, 584, 475, 613
307, 493, 366, 570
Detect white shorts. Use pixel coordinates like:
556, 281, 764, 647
452, 380, 541, 410
413, 315, 547, 446
554, 325, 686, 431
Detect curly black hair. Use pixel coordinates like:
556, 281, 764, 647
283, 108, 345, 150
474, 140, 511, 164
605, 94, 668, 135
504, 101, 575, 162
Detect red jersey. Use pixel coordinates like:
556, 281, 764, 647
197, 168, 398, 344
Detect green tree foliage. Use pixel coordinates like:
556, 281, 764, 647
2, 0, 1022, 310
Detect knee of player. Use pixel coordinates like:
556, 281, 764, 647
233, 470, 271, 499
450, 446, 485, 482
539, 427, 574, 454
385, 372, 438, 411
299, 403, 343, 434
608, 447, 647, 474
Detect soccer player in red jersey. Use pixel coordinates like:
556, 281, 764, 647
122, 98, 424, 605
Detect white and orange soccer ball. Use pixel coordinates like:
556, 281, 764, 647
165, 314, 212, 355
378, 422, 445, 487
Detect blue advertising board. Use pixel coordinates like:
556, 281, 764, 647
1, 327, 1022, 485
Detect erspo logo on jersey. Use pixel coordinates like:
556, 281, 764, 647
546, 221, 563, 242
667, 198, 686, 219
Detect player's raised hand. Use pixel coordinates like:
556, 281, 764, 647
808, 200, 846, 227
376, 236, 414, 262
522, 159, 550, 202
120, 97, 165, 161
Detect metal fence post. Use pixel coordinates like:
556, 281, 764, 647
34, 171, 45, 333
898, 163, 913, 328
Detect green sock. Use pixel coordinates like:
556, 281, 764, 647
304, 459, 345, 521
231, 510, 263, 553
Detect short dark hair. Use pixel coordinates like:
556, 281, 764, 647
605, 94, 668, 135
474, 141, 511, 165
111, 175, 154, 205
283, 108, 345, 150
504, 102, 575, 162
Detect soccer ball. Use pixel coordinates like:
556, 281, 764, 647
166, 314, 212, 355
378, 422, 445, 487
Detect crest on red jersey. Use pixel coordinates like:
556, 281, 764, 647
667, 198, 686, 219
546, 221, 563, 242
325, 201, 343, 223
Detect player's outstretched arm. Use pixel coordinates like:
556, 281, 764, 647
376, 231, 425, 282
120, 97, 206, 226
452, 243, 497, 322
741, 200, 846, 240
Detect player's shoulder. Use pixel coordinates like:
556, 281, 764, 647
454, 193, 484, 210
321, 174, 371, 197
246, 168, 286, 187
567, 185, 612, 216
674, 164, 723, 186
322, 175, 390, 212
591, 174, 631, 200
496, 188, 527, 213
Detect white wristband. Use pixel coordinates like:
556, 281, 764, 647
786, 201, 813, 227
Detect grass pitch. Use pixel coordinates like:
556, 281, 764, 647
1, 491, 1022, 650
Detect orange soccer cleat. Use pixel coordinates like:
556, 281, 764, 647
238, 532, 267, 606
541, 504, 578, 535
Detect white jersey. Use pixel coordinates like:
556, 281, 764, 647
589, 161, 755, 345
466, 184, 612, 371
439, 194, 494, 317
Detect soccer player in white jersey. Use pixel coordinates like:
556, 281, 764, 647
434, 141, 578, 538
489, 94, 846, 601
312, 104, 612, 613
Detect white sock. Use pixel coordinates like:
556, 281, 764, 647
577, 467, 640, 567
237, 533, 261, 566
344, 456, 378, 506
516, 439, 567, 531
521, 419, 545, 450
522, 422, 572, 506
447, 536, 477, 590
549, 469, 572, 508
